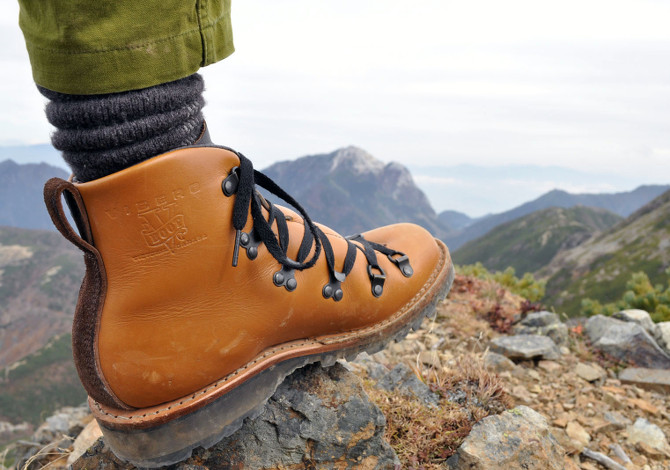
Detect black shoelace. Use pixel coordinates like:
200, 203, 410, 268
221, 152, 413, 300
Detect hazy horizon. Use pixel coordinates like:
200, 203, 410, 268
2, 142, 666, 218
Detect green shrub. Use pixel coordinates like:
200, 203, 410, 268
457, 263, 546, 302
581, 268, 670, 322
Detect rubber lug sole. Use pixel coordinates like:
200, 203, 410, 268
94, 244, 454, 468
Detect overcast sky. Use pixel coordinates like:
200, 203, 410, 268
1, 1, 669, 215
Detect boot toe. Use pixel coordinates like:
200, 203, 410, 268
361, 222, 442, 291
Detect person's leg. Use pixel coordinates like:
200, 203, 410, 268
18, 0, 233, 181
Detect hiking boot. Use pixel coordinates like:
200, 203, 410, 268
44, 141, 454, 467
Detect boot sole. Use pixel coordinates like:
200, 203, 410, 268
90, 240, 454, 468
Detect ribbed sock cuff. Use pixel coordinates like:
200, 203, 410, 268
39, 74, 205, 182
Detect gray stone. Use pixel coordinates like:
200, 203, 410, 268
574, 362, 606, 382
483, 351, 517, 372
376, 363, 440, 408
585, 315, 670, 369
603, 411, 631, 429
627, 418, 670, 455
514, 314, 568, 346
490, 335, 561, 361
73, 363, 399, 470
32, 404, 90, 444
619, 367, 670, 393
520, 311, 560, 328
612, 309, 655, 334
352, 352, 389, 381
654, 322, 670, 352
448, 406, 565, 469
543, 323, 569, 346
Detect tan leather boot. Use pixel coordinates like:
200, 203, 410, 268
44, 143, 453, 467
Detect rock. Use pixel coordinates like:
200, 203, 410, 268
552, 413, 569, 428
514, 312, 569, 346
520, 311, 560, 328
565, 421, 591, 450
447, 406, 565, 469
510, 385, 533, 404
67, 419, 103, 466
619, 367, 670, 393
418, 350, 441, 368
490, 335, 560, 361
602, 411, 631, 430
584, 315, 670, 369
628, 397, 659, 415
32, 404, 91, 444
654, 322, 670, 351
627, 418, 670, 457
376, 363, 440, 408
352, 352, 389, 381
542, 323, 569, 346
637, 441, 668, 460
73, 363, 399, 470
612, 309, 655, 334
574, 362, 606, 382
483, 351, 517, 372
537, 360, 562, 373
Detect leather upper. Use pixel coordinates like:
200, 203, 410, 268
75, 146, 441, 408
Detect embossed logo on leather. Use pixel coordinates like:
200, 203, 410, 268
108, 183, 209, 261
139, 203, 187, 252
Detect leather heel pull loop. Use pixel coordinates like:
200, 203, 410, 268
44, 178, 95, 251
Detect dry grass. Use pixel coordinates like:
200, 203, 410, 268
365, 354, 512, 469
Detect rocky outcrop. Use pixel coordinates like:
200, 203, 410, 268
262, 146, 449, 238
612, 309, 656, 335
654, 321, 670, 353
585, 315, 670, 369
446, 406, 566, 469
72, 363, 399, 470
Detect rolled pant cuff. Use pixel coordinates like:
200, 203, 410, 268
20, 1, 234, 95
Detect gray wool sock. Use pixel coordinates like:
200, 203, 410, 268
39, 74, 206, 182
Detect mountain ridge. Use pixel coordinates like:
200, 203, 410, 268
540, 189, 670, 315
452, 205, 623, 275
444, 184, 670, 250
0, 159, 69, 230
262, 146, 450, 238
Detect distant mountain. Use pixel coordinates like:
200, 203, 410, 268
0, 226, 83, 369
0, 159, 69, 230
453, 206, 622, 274
438, 210, 474, 231
444, 185, 670, 250
540, 190, 670, 316
409, 163, 663, 218
262, 146, 450, 238
0, 145, 65, 170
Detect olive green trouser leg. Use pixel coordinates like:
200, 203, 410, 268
18, 0, 234, 95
